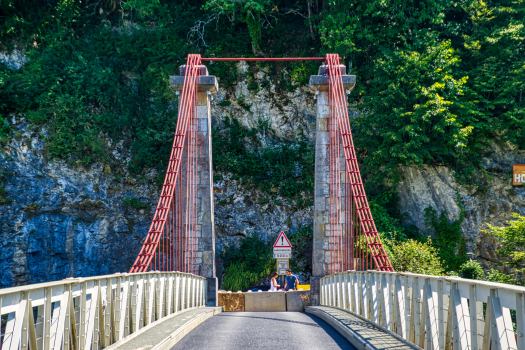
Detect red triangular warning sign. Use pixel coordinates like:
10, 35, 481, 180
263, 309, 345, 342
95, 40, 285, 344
273, 231, 292, 248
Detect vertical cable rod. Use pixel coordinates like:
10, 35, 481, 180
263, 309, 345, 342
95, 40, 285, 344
326, 53, 394, 272
130, 54, 202, 273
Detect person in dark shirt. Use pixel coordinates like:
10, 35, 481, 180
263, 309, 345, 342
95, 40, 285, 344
284, 269, 299, 291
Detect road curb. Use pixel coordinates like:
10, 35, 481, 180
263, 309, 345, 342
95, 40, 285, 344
150, 306, 222, 350
306, 306, 420, 350
105, 306, 221, 350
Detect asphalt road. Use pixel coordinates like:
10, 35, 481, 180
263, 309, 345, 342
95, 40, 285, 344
171, 312, 356, 350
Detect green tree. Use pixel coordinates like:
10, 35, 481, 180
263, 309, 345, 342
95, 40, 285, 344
317, 0, 525, 188
220, 235, 274, 291
485, 269, 522, 286
203, 0, 273, 55
386, 238, 444, 275
460, 0, 525, 150
459, 259, 483, 280
484, 214, 525, 274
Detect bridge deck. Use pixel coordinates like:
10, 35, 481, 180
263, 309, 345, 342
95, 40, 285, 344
171, 311, 355, 350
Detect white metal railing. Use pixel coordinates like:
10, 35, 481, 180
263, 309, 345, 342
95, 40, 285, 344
0, 271, 207, 350
321, 270, 525, 350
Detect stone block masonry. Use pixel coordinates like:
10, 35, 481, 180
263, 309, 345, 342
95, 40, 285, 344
170, 68, 218, 306
309, 66, 356, 306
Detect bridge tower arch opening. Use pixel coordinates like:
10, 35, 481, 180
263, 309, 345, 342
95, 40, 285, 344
128, 54, 393, 306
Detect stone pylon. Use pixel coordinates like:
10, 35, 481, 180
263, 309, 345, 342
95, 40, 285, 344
309, 65, 356, 306
170, 66, 218, 306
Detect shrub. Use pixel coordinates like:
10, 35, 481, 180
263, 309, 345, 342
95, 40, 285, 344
484, 213, 525, 274
485, 269, 522, 286
220, 235, 274, 291
222, 261, 265, 292
288, 225, 313, 277
459, 260, 484, 280
387, 238, 444, 275
425, 193, 468, 272
123, 198, 151, 211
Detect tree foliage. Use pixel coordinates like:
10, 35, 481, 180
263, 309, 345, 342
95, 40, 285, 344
220, 234, 274, 291
386, 237, 445, 275
213, 117, 314, 204
459, 259, 484, 280
2, 0, 525, 282
485, 213, 525, 274
319, 0, 525, 185
2, 0, 523, 187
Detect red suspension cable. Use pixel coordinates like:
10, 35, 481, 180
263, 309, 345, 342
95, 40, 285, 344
130, 53, 393, 275
201, 57, 331, 61
325, 54, 394, 272
130, 54, 202, 273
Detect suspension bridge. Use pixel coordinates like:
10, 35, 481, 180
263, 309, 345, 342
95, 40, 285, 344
1, 54, 524, 350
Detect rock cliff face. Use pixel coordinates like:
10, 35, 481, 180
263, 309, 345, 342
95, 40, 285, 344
397, 145, 525, 269
2, 58, 524, 288
210, 61, 316, 268
0, 117, 159, 288
0, 64, 317, 288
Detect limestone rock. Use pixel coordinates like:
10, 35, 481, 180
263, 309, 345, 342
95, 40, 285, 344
397, 159, 525, 270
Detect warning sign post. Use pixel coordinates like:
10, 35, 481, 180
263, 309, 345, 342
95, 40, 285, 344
273, 231, 292, 259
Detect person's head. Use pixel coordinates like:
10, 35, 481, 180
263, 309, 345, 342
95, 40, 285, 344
286, 269, 292, 276
271, 272, 278, 278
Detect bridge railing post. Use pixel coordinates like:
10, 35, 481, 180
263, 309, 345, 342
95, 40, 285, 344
329, 276, 332, 306
360, 272, 367, 318
379, 273, 389, 329
336, 273, 343, 308
394, 275, 405, 338
345, 271, 352, 311
437, 277, 446, 350
352, 272, 359, 313
341, 272, 348, 310
517, 292, 525, 350
320, 277, 325, 306
0, 271, 207, 350
186, 274, 191, 309
469, 283, 480, 350
319, 270, 525, 350
192, 276, 197, 308
410, 276, 421, 345
364, 272, 371, 320
174, 273, 180, 313
370, 271, 380, 324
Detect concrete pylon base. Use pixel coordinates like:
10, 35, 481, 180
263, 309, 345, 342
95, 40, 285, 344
310, 276, 321, 306
206, 277, 218, 306
309, 64, 357, 307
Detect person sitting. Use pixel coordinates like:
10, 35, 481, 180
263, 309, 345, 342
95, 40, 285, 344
269, 272, 281, 291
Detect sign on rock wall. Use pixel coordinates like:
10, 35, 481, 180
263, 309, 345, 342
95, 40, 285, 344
513, 165, 525, 185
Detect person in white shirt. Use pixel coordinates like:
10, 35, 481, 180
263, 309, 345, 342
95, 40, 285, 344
269, 272, 281, 291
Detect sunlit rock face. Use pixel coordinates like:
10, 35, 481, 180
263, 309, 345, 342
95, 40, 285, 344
2, 58, 524, 288
0, 62, 318, 288
397, 144, 525, 270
